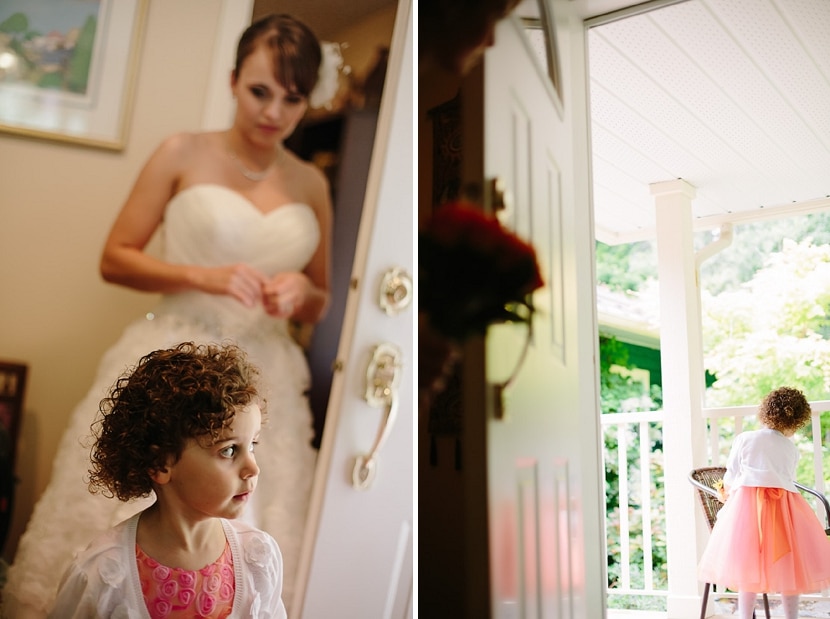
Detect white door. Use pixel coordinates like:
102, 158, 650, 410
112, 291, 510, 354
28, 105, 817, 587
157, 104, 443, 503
460, 4, 606, 617
294, 1, 413, 617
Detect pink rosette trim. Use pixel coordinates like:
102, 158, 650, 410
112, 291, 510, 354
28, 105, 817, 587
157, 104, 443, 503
178, 587, 196, 607
136, 541, 234, 616
153, 598, 172, 618
178, 571, 196, 589
153, 564, 171, 582
197, 591, 217, 616
160, 577, 179, 599
218, 581, 234, 602
203, 572, 222, 594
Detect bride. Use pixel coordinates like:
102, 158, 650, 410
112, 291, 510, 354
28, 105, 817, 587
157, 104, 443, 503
3, 13, 340, 617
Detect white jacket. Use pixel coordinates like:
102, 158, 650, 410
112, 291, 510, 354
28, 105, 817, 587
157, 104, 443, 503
48, 512, 287, 619
724, 428, 799, 492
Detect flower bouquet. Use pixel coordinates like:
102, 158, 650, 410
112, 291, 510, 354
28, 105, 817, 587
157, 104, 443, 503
713, 478, 727, 503
419, 201, 544, 342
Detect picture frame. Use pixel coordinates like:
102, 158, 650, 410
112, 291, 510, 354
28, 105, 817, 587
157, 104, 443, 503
0, 0, 148, 151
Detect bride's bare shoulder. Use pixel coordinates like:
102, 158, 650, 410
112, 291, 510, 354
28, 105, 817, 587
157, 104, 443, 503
155, 131, 223, 158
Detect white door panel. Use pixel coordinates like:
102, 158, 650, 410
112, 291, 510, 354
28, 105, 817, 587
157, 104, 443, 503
296, 1, 413, 617
462, 5, 605, 617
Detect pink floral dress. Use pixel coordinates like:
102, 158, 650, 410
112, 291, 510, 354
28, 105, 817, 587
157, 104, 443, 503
137, 542, 235, 618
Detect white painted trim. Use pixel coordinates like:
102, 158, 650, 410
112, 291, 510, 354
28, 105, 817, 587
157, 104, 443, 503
598, 195, 830, 246
703, 400, 830, 419
200, 0, 254, 130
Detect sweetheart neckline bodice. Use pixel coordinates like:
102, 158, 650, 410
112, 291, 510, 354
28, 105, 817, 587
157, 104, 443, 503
169, 183, 311, 217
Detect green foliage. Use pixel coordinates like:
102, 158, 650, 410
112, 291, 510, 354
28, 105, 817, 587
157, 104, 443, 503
66, 16, 97, 94
607, 593, 667, 611
699, 212, 830, 296
37, 72, 63, 89
596, 241, 657, 293
0, 12, 28, 35
600, 338, 640, 412
703, 239, 830, 406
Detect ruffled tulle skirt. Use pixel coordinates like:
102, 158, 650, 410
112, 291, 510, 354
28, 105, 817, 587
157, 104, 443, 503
698, 486, 830, 594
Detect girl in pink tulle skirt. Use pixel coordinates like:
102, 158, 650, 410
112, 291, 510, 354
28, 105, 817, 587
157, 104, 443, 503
698, 387, 830, 619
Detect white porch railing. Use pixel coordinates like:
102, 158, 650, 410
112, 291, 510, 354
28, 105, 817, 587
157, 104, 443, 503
702, 401, 830, 494
601, 409, 667, 607
602, 400, 830, 610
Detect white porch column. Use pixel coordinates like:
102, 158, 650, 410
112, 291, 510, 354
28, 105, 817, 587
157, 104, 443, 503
651, 180, 710, 618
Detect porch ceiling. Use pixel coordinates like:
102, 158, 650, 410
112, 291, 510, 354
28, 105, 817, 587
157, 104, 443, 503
589, 0, 830, 245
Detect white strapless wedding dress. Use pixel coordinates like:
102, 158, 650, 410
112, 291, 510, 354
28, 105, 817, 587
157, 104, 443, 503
3, 185, 320, 616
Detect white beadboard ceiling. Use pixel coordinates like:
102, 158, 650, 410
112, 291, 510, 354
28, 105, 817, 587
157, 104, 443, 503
588, 0, 830, 245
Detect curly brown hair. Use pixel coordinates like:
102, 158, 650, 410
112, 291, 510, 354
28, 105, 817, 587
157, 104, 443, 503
88, 342, 263, 501
758, 386, 811, 434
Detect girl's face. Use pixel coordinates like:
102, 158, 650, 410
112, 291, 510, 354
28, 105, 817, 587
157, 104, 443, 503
160, 404, 262, 522
231, 44, 309, 147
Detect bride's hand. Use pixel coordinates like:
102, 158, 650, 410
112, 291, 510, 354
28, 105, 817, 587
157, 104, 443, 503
262, 272, 312, 319
194, 264, 268, 307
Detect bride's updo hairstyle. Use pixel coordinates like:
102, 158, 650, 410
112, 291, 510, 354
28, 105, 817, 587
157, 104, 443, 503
234, 14, 322, 100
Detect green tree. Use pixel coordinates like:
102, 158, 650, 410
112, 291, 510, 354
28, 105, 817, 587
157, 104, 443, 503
66, 15, 97, 94
0, 12, 28, 36
596, 240, 657, 293
699, 211, 830, 296
703, 239, 830, 406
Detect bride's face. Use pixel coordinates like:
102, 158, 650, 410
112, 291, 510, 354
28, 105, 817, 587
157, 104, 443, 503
231, 44, 309, 148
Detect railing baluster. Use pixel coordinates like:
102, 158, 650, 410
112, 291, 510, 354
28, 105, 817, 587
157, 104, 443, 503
707, 417, 719, 465
639, 420, 653, 590
618, 423, 631, 591
811, 411, 826, 494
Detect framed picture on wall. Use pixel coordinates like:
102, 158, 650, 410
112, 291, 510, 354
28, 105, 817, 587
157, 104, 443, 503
0, 0, 148, 151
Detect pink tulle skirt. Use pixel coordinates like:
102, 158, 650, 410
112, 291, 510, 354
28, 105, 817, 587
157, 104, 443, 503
698, 486, 830, 594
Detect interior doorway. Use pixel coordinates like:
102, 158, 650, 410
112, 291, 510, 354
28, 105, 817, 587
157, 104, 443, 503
252, 0, 398, 447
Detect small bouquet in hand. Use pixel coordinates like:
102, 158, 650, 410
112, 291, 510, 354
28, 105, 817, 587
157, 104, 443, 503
419, 201, 544, 342
713, 478, 727, 503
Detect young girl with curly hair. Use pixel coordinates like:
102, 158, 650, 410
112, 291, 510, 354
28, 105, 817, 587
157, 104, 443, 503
698, 386, 830, 619
49, 342, 286, 619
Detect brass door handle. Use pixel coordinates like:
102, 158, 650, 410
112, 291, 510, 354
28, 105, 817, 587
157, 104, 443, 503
352, 342, 403, 489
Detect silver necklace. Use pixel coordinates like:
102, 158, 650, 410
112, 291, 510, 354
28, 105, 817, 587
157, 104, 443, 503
227, 145, 284, 182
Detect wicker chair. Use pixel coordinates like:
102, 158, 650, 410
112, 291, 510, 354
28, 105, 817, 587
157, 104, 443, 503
689, 466, 770, 619
689, 466, 830, 619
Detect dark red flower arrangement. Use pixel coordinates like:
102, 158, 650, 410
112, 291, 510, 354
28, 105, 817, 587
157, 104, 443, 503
419, 201, 544, 341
